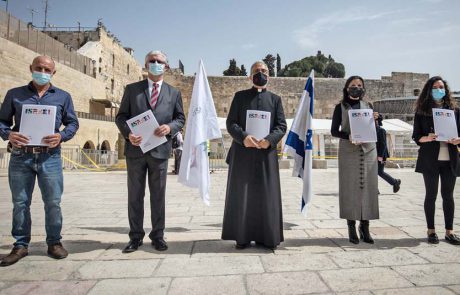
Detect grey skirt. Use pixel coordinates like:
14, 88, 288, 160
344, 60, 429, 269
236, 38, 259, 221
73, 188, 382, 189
338, 139, 379, 220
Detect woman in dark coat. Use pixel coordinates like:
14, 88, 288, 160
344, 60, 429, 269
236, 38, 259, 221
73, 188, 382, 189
412, 76, 460, 245
222, 61, 287, 250
331, 76, 379, 244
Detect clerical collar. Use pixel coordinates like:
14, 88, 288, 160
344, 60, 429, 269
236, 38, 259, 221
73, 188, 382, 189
252, 86, 267, 93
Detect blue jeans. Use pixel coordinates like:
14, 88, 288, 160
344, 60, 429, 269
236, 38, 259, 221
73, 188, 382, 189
8, 148, 63, 247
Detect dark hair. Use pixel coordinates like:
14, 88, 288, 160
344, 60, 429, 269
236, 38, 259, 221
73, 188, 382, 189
415, 76, 456, 115
342, 75, 366, 103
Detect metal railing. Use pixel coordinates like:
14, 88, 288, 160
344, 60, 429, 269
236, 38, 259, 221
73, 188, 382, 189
0, 10, 94, 77
0, 147, 118, 170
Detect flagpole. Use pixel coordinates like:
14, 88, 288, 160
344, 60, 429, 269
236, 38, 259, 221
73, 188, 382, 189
5, 0, 9, 12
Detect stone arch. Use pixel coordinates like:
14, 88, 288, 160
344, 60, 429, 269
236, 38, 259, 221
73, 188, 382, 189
101, 140, 111, 151
83, 140, 95, 150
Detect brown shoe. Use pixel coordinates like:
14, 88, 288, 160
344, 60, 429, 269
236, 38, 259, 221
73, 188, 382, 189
47, 243, 68, 259
0, 247, 28, 267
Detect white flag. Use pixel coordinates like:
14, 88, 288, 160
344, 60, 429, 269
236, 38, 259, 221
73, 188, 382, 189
178, 59, 222, 205
283, 70, 314, 213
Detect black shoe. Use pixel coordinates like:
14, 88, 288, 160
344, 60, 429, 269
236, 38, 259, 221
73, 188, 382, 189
445, 233, 460, 245
359, 221, 374, 244
152, 238, 168, 251
235, 243, 250, 250
122, 239, 143, 253
347, 222, 359, 244
427, 233, 439, 244
393, 179, 401, 193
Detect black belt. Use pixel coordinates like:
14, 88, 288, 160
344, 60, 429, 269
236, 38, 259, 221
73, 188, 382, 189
20, 146, 50, 154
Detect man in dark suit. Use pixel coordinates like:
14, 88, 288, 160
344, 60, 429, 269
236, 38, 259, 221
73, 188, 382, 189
115, 50, 185, 253
376, 115, 401, 193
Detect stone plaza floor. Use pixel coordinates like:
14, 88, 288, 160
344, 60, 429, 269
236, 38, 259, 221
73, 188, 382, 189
0, 165, 459, 294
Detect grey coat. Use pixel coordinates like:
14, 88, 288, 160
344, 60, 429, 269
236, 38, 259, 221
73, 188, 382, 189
115, 80, 185, 159
338, 101, 379, 220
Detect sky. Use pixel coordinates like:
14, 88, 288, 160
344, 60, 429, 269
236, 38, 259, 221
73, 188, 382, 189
3, 0, 460, 90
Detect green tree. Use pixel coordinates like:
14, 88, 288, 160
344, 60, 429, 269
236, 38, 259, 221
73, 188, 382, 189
262, 54, 276, 76
240, 64, 247, 76
276, 54, 281, 75
277, 51, 345, 78
223, 59, 241, 76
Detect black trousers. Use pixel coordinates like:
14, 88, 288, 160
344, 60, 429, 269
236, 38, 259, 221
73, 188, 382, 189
174, 149, 182, 174
126, 155, 168, 240
378, 161, 397, 185
422, 161, 456, 230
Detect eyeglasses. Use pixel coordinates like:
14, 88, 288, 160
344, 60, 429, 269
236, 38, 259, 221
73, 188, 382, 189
149, 59, 166, 65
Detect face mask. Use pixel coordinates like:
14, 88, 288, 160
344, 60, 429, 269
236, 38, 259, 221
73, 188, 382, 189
348, 86, 364, 99
431, 88, 445, 101
32, 71, 52, 86
149, 62, 165, 76
252, 71, 268, 87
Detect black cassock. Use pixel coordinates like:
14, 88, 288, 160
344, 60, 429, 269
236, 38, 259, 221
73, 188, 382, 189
222, 87, 287, 247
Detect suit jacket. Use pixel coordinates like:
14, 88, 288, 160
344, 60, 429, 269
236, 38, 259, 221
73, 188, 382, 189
115, 79, 185, 159
412, 107, 460, 176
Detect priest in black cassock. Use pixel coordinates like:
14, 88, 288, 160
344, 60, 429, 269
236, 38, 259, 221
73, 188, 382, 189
221, 61, 287, 250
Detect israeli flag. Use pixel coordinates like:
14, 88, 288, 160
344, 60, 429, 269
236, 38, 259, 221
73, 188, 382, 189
283, 70, 314, 212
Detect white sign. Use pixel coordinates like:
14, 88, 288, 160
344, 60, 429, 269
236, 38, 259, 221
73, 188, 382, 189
127, 110, 167, 153
246, 110, 271, 140
348, 109, 377, 143
19, 104, 56, 146
432, 108, 458, 141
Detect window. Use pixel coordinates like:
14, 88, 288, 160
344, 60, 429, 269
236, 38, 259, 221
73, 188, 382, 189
112, 54, 115, 67
127, 64, 130, 75
111, 79, 114, 94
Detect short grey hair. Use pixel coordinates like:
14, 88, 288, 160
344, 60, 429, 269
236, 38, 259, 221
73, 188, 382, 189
144, 50, 168, 64
250, 60, 268, 75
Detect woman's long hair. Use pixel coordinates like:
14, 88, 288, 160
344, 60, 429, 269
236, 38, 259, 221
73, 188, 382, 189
415, 76, 456, 115
342, 75, 365, 104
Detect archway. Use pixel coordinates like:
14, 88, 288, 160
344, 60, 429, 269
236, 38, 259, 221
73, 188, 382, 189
101, 140, 111, 151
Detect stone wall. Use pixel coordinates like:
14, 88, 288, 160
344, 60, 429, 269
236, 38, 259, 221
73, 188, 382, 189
164, 71, 428, 120
70, 118, 118, 152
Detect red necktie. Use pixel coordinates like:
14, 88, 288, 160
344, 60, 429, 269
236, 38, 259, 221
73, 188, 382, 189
150, 83, 159, 109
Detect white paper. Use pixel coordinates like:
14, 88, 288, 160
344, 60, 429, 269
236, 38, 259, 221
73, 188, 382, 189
19, 104, 56, 146
432, 108, 458, 141
246, 110, 271, 140
126, 110, 167, 153
348, 109, 377, 143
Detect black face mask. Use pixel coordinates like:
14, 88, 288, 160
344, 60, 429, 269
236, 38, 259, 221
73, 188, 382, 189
348, 87, 364, 99
252, 72, 268, 87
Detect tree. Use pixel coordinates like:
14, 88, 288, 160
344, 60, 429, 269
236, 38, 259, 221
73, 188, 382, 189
223, 59, 241, 76
277, 51, 345, 78
324, 62, 345, 78
240, 64, 247, 76
276, 54, 281, 76
262, 54, 276, 76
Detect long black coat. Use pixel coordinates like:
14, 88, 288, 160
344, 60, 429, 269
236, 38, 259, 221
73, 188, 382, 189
412, 107, 460, 176
222, 87, 287, 247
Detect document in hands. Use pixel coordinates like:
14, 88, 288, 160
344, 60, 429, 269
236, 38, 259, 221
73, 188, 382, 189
127, 110, 167, 153
348, 109, 377, 143
432, 108, 458, 141
246, 110, 271, 140
19, 104, 56, 146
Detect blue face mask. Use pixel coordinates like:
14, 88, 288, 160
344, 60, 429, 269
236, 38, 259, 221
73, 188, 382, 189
431, 88, 446, 101
149, 62, 165, 76
32, 71, 52, 86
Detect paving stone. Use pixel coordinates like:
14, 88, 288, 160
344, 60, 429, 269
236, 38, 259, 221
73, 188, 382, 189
192, 240, 273, 257
446, 285, 460, 294
0, 281, 97, 295
393, 263, 460, 286
328, 248, 428, 268
261, 253, 337, 272
0, 261, 83, 281
408, 243, 460, 263
88, 278, 171, 295
168, 275, 245, 295
372, 286, 455, 295
75, 259, 160, 279
156, 256, 264, 277
247, 271, 330, 294
320, 267, 412, 292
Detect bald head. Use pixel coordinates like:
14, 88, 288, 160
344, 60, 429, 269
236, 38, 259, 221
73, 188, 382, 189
30, 55, 56, 75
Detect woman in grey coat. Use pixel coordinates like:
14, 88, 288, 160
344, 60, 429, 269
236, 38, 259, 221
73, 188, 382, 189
331, 76, 379, 244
